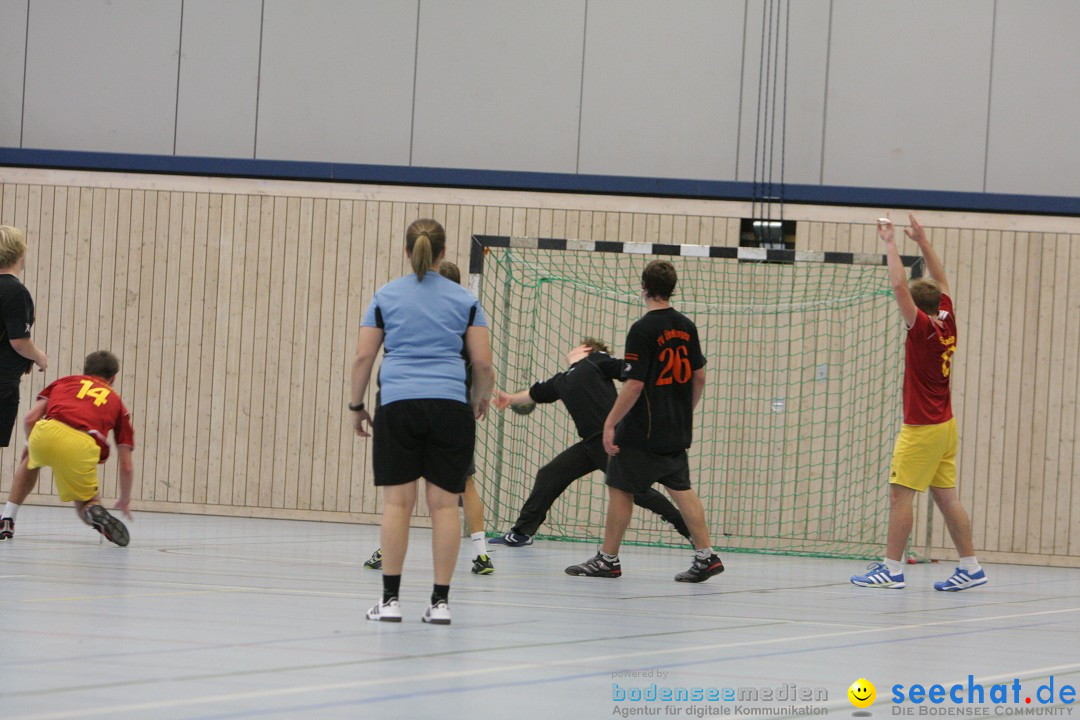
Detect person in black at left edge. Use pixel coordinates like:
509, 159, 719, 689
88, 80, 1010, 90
0, 225, 49, 541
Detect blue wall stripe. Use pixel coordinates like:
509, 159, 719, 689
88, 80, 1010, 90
1, 147, 1078, 217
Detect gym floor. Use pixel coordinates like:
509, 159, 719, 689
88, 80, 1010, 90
2, 507, 1079, 720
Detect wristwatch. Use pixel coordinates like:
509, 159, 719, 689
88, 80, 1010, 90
348, 401, 366, 412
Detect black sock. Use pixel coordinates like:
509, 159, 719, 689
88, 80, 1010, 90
431, 584, 450, 605
382, 574, 401, 603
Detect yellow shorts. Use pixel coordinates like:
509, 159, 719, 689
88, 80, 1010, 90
889, 417, 958, 492
27, 418, 102, 503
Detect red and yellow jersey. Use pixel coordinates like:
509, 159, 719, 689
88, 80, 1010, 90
903, 294, 957, 425
38, 374, 135, 463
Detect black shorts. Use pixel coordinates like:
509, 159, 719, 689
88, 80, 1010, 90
605, 447, 692, 495
372, 399, 475, 493
0, 384, 19, 448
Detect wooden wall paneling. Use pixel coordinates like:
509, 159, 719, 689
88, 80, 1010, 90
975, 230, 1003, 551
1009, 233, 1039, 552
270, 196, 298, 509
211, 194, 241, 507
589, 209, 605, 241
93, 188, 118, 500
1020, 234, 1048, 554
193, 193, 220, 505
1029, 234, 1057, 554
285, 196, 314, 511
167, 192, 194, 504
261, 196, 287, 508
956, 228, 983, 547
251, 196, 276, 508
1043, 233, 1071, 554
119, 190, 141, 501
161, 192, 186, 503
996, 232, 1021, 550
1067, 234, 1080, 557
345, 199, 371, 515
328, 200, 353, 512
311, 199, 339, 511
178, 192, 204, 504
298, 198, 327, 510
133, 192, 159, 503
232, 195, 258, 507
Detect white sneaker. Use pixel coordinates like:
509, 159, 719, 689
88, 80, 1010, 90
366, 598, 402, 622
422, 599, 451, 625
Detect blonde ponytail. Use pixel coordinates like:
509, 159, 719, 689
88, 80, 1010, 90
411, 234, 433, 280
405, 218, 447, 280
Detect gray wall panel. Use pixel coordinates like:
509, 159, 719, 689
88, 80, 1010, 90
822, 0, 993, 192
737, 0, 830, 186
175, 0, 262, 158
22, 0, 181, 154
578, 0, 744, 179
0, 0, 28, 147
985, 0, 1080, 197
255, 0, 417, 164
411, 0, 584, 173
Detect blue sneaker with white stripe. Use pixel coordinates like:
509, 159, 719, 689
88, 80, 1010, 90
851, 562, 905, 589
934, 567, 987, 592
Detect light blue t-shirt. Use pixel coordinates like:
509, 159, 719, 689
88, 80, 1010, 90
361, 272, 488, 406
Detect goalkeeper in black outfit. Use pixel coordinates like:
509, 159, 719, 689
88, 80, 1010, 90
490, 338, 691, 547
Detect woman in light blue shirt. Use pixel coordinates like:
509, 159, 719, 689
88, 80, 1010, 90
350, 218, 493, 626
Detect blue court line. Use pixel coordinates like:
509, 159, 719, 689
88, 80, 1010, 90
178, 620, 1055, 720
2, 147, 1079, 216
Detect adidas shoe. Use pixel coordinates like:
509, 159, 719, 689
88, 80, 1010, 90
471, 554, 494, 575
422, 600, 451, 625
366, 597, 402, 622
850, 562, 905, 589
489, 530, 533, 547
364, 548, 382, 570
934, 567, 988, 592
675, 553, 725, 583
0, 517, 13, 540
85, 504, 129, 547
565, 552, 622, 578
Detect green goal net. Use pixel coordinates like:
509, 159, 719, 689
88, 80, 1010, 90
472, 237, 912, 559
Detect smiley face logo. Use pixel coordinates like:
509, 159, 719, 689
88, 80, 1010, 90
848, 678, 876, 708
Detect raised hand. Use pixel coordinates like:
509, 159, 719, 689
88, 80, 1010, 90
877, 217, 895, 244
904, 213, 927, 246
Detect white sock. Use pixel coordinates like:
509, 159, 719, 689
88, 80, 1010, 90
959, 556, 981, 573
471, 531, 487, 557
694, 547, 715, 560
2, 502, 18, 520
601, 550, 619, 562
883, 557, 904, 576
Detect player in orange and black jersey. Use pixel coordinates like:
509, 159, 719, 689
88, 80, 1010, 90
0, 351, 134, 545
566, 260, 724, 583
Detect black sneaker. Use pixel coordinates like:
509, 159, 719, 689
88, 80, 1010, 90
0, 517, 13, 540
364, 548, 382, 570
565, 552, 621, 578
84, 505, 129, 547
489, 530, 533, 547
471, 554, 494, 575
674, 553, 724, 583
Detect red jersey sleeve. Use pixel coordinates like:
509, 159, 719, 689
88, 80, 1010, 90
114, 402, 135, 448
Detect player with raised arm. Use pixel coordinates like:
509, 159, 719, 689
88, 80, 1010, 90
850, 214, 986, 591
566, 260, 723, 582
489, 338, 691, 547
0, 351, 134, 545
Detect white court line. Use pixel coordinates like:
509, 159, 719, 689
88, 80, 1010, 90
17, 605, 1080, 720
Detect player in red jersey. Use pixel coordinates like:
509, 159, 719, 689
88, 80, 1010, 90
0, 351, 134, 546
851, 215, 986, 591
